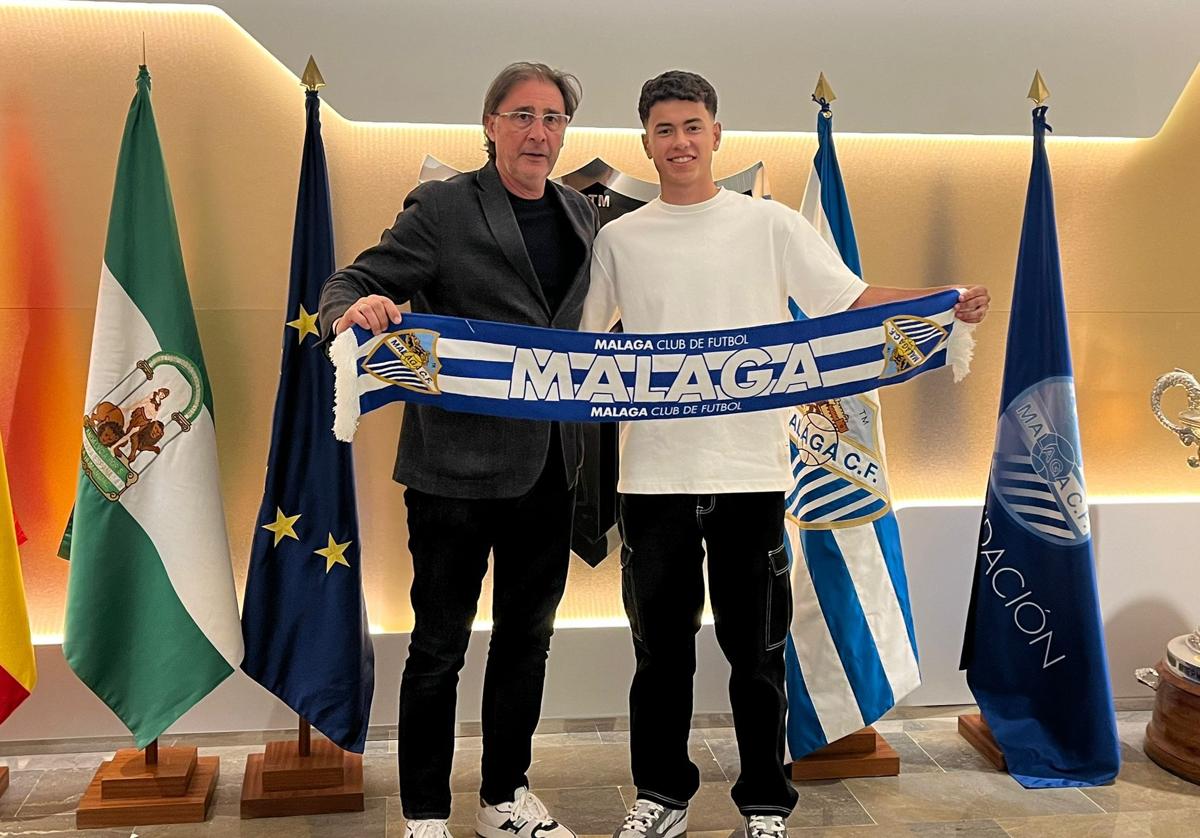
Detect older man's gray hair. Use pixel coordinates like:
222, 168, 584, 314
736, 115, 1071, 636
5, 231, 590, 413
482, 62, 582, 161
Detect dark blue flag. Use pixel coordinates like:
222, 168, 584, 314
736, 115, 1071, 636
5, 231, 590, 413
960, 105, 1118, 788
240, 89, 374, 752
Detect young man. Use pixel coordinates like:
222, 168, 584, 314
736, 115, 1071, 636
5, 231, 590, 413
321, 63, 596, 838
581, 71, 989, 838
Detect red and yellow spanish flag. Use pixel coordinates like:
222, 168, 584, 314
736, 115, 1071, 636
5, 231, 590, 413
0, 434, 35, 723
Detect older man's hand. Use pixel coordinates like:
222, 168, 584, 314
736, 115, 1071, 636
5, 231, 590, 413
335, 295, 403, 335
954, 286, 991, 324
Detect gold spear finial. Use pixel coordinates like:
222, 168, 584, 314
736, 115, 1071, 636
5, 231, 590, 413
1028, 70, 1050, 105
301, 55, 326, 91
813, 72, 836, 105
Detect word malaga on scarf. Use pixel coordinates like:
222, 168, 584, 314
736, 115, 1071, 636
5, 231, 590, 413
330, 289, 973, 442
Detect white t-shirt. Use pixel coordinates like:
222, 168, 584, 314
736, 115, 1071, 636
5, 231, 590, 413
581, 188, 868, 494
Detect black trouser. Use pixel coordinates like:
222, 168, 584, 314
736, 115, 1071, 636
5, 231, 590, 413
619, 491, 798, 817
398, 434, 573, 820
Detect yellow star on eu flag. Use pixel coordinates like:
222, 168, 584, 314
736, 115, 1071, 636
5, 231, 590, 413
315, 533, 352, 573
262, 507, 301, 547
287, 305, 320, 344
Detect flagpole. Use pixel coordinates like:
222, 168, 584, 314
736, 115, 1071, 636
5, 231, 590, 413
812, 70, 836, 114
72, 62, 225, 827
301, 54, 326, 92
299, 717, 311, 757
785, 71, 901, 781
296, 51, 322, 765
1028, 68, 1050, 107
957, 69, 1055, 775
238, 57, 366, 818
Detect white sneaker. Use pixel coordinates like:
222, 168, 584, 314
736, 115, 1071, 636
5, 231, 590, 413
613, 799, 688, 838
476, 786, 577, 838
744, 814, 787, 838
406, 819, 454, 838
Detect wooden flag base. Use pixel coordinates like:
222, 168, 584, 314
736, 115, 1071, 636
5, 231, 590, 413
76, 746, 217, 829
240, 738, 364, 819
957, 713, 1007, 771
1144, 661, 1200, 785
0, 764, 8, 798
788, 726, 899, 781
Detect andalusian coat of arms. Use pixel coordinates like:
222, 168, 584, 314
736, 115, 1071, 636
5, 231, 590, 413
81, 352, 204, 501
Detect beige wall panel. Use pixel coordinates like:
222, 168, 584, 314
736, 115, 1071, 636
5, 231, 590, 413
1, 4, 1198, 635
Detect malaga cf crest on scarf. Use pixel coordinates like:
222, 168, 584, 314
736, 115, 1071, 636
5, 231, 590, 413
362, 329, 442, 395
881, 315, 949, 379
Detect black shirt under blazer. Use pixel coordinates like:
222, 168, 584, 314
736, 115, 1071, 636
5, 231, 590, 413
319, 161, 598, 499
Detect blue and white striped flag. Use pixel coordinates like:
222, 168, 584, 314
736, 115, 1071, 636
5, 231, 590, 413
784, 102, 923, 760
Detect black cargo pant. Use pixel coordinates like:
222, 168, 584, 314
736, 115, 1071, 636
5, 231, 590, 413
619, 490, 797, 817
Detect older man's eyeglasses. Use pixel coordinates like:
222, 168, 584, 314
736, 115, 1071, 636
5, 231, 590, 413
493, 111, 572, 132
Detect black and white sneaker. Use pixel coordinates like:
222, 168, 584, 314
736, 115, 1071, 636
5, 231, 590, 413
613, 799, 687, 838
744, 814, 787, 838
476, 786, 576, 838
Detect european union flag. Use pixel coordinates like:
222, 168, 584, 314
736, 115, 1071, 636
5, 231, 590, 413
960, 105, 1118, 788
240, 88, 374, 752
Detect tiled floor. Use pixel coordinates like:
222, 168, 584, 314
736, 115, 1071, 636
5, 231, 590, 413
1, 709, 1197, 836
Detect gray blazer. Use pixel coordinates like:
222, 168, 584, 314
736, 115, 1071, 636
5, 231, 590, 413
319, 161, 597, 499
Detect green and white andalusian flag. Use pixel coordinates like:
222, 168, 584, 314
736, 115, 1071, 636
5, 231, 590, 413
63, 66, 242, 747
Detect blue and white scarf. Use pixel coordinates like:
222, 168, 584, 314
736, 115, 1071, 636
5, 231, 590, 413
330, 289, 973, 442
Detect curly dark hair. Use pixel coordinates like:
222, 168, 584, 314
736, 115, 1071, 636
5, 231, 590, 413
637, 70, 717, 125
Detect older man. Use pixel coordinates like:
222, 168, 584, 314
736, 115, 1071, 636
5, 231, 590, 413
319, 62, 596, 838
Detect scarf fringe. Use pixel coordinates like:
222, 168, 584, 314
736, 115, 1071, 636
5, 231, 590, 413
948, 321, 976, 383
330, 330, 362, 442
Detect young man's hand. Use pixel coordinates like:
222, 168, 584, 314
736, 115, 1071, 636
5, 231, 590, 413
954, 286, 990, 323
